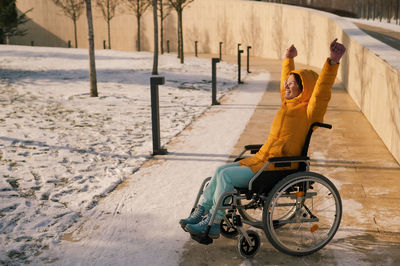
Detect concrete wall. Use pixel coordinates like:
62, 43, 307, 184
13, 0, 400, 164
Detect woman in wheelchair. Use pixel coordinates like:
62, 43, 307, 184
180, 39, 346, 241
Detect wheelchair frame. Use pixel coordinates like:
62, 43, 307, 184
186, 122, 342, 258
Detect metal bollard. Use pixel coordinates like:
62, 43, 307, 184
238, 44, 244, 84
68, 40, 71, 48
195, 41, 198, 57
247, 46, 252, 73
212, 58, 221, 105
103, 40, 106, 49
150, 76, 168, 155
31, 41, 34, 46
167, 40, 170, 53
219, 42, 223, 61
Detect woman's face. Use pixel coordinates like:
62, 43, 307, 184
284, 74, 301, 100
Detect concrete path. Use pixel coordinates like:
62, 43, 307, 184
179, 55, 400, 265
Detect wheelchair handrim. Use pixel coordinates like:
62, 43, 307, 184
264, 172, 342, 256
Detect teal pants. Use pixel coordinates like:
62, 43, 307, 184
200, 162, 254, 221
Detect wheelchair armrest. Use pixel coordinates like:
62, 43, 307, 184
244, 144, 263, 154
235, 144, 263, 160
268, 156, 310, 168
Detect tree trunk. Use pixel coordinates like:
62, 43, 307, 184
373, 0, 376, 20
177, 17, 180, 58
0, 29, 4, 44
107, 0, 111, 49
178, 9, 183, 64
107, 19, 111, 49
73, 18, 78, 48
85, 0, 98, 97
160, 17, 164, 54
160, 0, 164, 54
152, 0, 158, 75
137, 14, 141, 51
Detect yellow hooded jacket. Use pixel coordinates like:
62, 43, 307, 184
239, 58, 339, 173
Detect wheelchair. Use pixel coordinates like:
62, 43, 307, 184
185, 122, 342, 258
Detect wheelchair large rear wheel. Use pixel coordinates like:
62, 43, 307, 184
237, 196, 297, 230
262, 172, 342, 256
236, 197, 264, 229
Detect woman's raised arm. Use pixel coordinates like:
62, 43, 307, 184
280, 45, 297, 101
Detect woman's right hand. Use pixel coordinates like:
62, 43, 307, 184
286, 44, 297, 58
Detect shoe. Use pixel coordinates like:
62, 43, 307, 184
185, 214, 220, 239
179, 205, 206, 229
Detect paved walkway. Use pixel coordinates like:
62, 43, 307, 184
180, 54, 400, 265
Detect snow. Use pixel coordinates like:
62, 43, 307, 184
347, 17, 400, 33
338, 16, 400, 70
1, 12, 399, 265
0, 44, 257, 264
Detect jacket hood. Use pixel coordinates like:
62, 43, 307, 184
289, 69, 319, 103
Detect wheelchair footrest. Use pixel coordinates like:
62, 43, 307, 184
190, 233, 213, 245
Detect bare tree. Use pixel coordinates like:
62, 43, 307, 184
152, 0, 158, 74
126, 0, 151, 51
158, 0, 171, 54
96, 0, 120, 49
85, 0, 98, 97
53, 0, 85, 48
167, 0, 194, 64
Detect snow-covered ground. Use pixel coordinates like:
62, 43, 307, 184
0, 45, 243, 264
1, 14, 399, 265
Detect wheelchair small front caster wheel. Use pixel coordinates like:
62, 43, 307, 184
237, 230, 260, 258
220, 217, 239, 239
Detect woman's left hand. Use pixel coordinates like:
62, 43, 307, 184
329, 39, 346, 63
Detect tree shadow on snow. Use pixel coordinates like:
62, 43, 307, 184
0, 68, 235, 90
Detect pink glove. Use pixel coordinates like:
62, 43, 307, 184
330, 39, 346, 63
286, 45, 297, 58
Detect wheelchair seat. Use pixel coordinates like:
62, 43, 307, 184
235, 169, 298, 199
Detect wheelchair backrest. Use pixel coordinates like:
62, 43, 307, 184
301, 122, 332, 157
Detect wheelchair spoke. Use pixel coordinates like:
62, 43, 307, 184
315, 202, 337, 213
302, 204, 317, 219
263, 172, 342, 256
